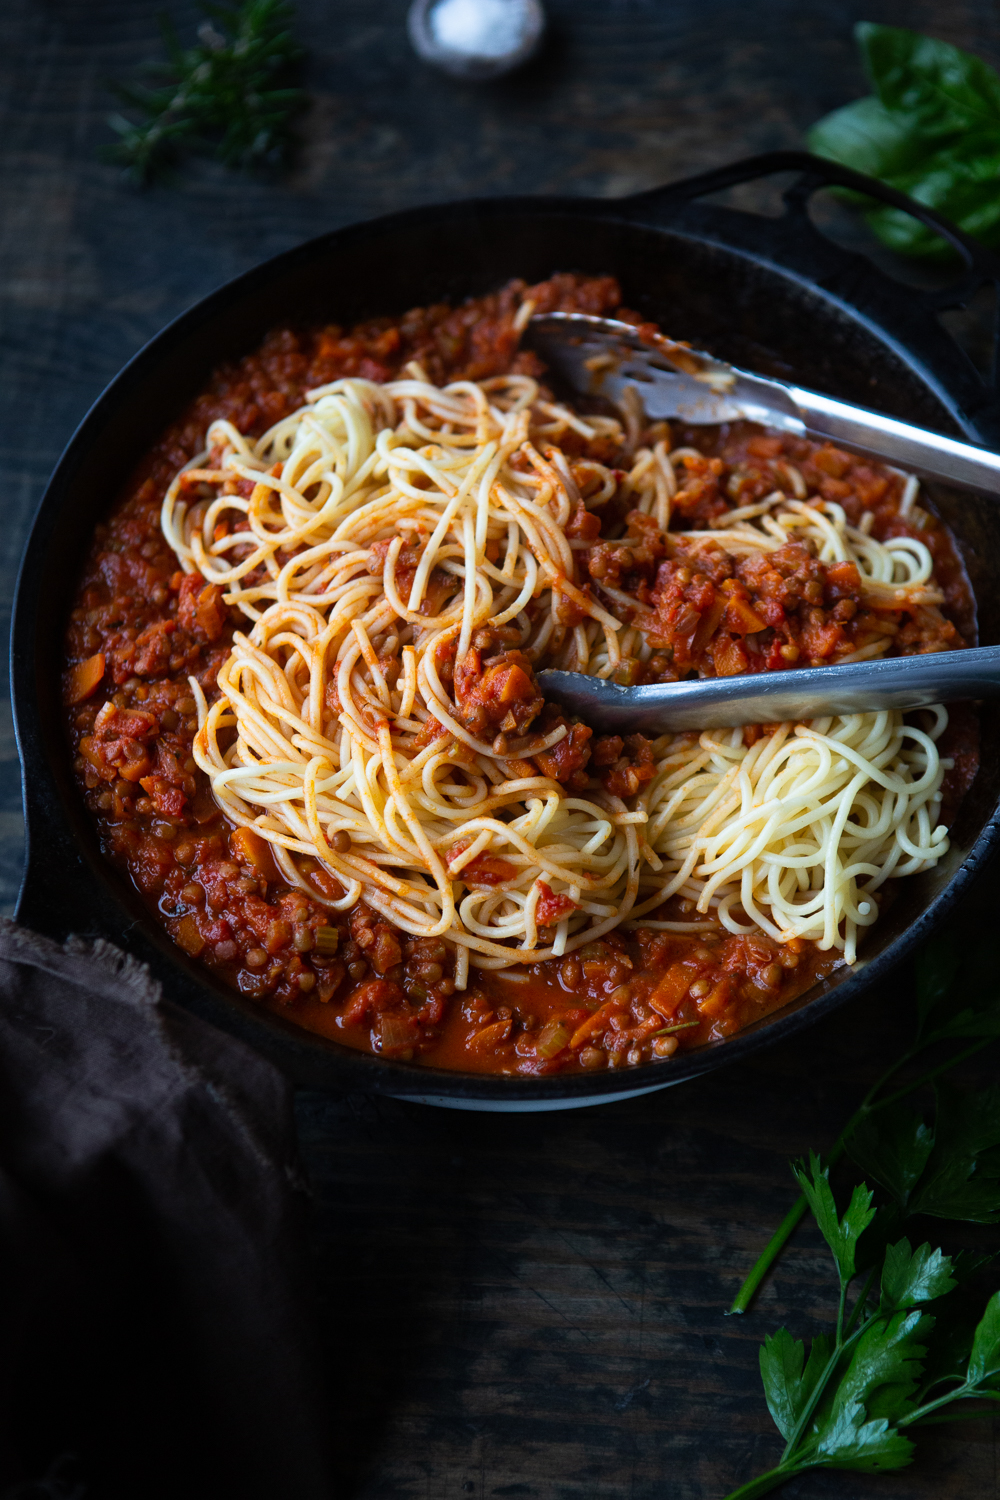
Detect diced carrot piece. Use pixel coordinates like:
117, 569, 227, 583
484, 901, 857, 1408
569, 998, 622, 1050
648, 961, 698, 1019
78, 735, 108, 775
467, 1019, 513, 1054
713, 636, 749, 677
496, 664, 534, 704
230, 826, 280, 882
813, 444, 852, 478
175, 914, 205, 957
65, 653, 105, 705
747, 435, 784, 459
723, 596, 766, 635
698, 977, 733, 1020
826, 561, 861, 593
117, 747, 153, 782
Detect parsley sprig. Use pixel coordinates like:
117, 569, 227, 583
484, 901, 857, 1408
725, 938, 1000, 1497
103, 0, 304, 184
725, 1158, 1000, 1498
729, 939, 1000, 1314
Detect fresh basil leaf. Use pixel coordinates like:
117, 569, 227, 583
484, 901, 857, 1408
859, 24, 1000, 135
807, 96, 927, 184
808, 24, 1000, 258
967, 1290, 1000, 1386
908, 1083, 1000, 1223
812, 1398, 915, 1470
845, 1102, 934, 1212
793, 1153, 876, 1285
759, 1327, 833, 1441
864, 145, 1000, 259
880, 1240, 956, 1311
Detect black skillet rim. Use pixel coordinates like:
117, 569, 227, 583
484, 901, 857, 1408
12, 151, 1000, 1104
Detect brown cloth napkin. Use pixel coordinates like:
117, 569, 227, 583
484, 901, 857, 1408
0, 920, 333, 1500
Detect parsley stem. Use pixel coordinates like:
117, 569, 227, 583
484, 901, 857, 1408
728, 1049, 911, 1315
835, 1276, 848, 1345
726, 1194, 811, 1315
905, 1393, 1000, 1426
718, 1462, 802, 1499
778, 1299, 871, 1464
898, 1384, 971, 1426
843, 1264, 877, 1338
728, 1033, 994, 1315
899, 1384, 1000, 1427
870, 1036, 994, 1113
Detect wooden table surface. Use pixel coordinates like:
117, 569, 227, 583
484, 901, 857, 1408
3, 3, 1000, 1496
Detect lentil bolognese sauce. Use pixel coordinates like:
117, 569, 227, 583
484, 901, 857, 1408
63, 274, 978, 1077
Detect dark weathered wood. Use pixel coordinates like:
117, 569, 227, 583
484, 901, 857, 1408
297, 926, 1000, 1499
2, 3, 1000, 1495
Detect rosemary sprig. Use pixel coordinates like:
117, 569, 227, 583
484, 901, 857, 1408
103, 0, 305, 184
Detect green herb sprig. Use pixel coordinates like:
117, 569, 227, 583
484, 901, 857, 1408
724, 1157, 1000, 1498
729, 939, 1000, 1315
808, 24, 1000, 259
104, 0, 304, 185
723, 938, 1000, 1497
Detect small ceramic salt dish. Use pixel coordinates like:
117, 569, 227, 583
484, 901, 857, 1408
408, 0, 545, 80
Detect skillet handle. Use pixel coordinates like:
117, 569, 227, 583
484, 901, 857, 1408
618, 150, 1000, 419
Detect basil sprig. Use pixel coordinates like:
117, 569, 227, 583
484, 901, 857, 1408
808, 23, 1000, 258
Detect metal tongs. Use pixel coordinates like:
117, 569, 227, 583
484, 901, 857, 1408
526, 312, 1000, 731
538, 651, 1000, 734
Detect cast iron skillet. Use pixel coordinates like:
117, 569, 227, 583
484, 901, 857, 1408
12, 151, 1000, 1111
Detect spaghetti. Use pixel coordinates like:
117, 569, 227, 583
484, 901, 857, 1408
161, 370, 951, 975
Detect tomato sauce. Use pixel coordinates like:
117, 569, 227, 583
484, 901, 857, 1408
62, 273, 978, 1078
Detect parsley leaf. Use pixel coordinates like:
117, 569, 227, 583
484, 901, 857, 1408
844, 1101, 933, 1211
966, 1291, 1000, 1386
880, 1240, 956, 1311
792, 1152, 876, 1285
808, 24, 1000, 259
828, 1308, 929, 1423
909, 1083, 1000, 1222
844, 1084, 1000, 1227
812, 1401, 915, 1470
725, 938, 1000, 1499
759, 1328, 832, 1442
915, 938, 961, 1039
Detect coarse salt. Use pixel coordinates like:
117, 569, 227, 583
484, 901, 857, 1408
430, 0, 533, 59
